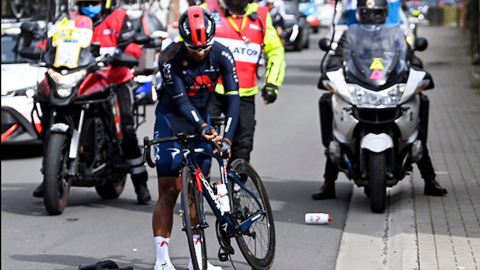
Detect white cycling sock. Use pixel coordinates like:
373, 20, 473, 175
154, 236, 172, 265
189, 235, 202, 266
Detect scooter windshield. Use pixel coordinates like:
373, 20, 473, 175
43, 16, 94, 69
345, 24, 407, 88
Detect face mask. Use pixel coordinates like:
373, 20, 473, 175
81, 5, 102, 18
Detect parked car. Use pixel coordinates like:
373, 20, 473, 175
297, 0, 320, 33
1, 20, 46, 145
282, 0, 310, 51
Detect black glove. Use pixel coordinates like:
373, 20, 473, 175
261, 83, 278, 103
220, 139, 232, 159
200, 125, 215, 139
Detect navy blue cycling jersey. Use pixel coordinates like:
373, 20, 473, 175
158, 41, 240, 141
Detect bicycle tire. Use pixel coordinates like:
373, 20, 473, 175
229, 159, 276, 270
181, 166, 208, 270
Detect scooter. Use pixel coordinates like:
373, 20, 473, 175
317, 24, 433, 213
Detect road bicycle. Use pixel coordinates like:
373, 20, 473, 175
143, 117, 276, 270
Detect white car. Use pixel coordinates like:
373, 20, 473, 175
1, 20, 46, 145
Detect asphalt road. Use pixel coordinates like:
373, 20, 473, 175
1, 30, 353, 270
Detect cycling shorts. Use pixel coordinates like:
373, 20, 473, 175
154, 103, 213, 177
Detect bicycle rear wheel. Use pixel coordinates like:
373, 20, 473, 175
181, 166, 208, 270
229, 159, 276, 270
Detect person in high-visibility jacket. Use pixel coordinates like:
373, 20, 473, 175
202, 0, 286, 164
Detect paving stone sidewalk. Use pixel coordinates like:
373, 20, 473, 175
335, 25, 480, 270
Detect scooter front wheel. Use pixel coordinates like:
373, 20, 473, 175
369, 152, 387, 214
43, 133, 72, 215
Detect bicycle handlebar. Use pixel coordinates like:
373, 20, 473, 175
143, 132, 223, 168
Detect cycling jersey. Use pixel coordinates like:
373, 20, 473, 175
202, 1, 285, 97
158, 41, 240, 142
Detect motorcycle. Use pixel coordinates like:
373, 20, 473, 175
317, 24, 433, 213
20, 16, 152, 215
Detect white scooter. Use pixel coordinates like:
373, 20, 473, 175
317, 24, 433, 213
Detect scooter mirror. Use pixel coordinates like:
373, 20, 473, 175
112, 53, 139, 68
318, 37, 331, 51
414, 37, 428, 52
19, 46, 43, 60
20, 22, 39, 35
133, 33, 151, 45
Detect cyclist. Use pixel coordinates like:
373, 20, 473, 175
32, 0, 151, 204
312, 0, 447, 200
203, 0, 286, 166
151, 6, 240, 270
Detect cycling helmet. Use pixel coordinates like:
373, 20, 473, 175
219, 0, 253, 16
356, 0, 388, 24
179, 6, 216, 46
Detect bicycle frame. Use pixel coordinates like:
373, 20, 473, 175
189, 149, 266, 235
143, 133, 266, 236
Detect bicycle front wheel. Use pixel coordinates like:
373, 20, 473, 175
229, 159, 276, 270
181, 166, 208, 270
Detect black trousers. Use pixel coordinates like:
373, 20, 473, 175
115, 81, 142, 160
208, 93, 256, 162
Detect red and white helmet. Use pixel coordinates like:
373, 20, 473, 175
178, 6, 215, 47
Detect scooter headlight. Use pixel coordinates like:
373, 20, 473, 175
48, 69, 86, 98
348, 84, 406, 108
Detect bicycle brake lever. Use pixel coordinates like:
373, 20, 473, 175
143, 136, 156, 168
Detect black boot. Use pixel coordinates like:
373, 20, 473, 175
311, 179, 336, 200
32, 181, 44, 198
424, 178, 448, 196
132, 172, 151, 204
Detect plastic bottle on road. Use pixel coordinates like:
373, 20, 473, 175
305, 213, 332, 224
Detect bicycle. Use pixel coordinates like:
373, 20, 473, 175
143, 117, 276, 270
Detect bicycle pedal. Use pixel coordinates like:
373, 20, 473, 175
218, 253, 229, 262
218, 246, 234, 261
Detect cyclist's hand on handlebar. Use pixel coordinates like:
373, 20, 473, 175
220, 139, 232, 159
200, 124, 220, 142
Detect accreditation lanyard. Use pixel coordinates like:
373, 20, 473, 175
226, 15, 251, 45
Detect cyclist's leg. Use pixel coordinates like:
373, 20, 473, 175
188, 139, 224, 270
152, 105, 186, 269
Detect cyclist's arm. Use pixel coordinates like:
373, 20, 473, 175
263, 12, 286, 90
217, 45, 240, 143
162, 64, 207, 130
